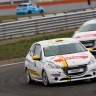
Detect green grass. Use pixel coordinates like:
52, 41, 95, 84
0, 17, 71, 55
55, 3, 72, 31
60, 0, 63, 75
0, 13, 47, 21
0, 31, 74, 60
0, 12, 64, 21
0, 14, 32, 21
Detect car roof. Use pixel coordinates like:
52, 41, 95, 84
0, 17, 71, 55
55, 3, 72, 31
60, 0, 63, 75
36, 38, 80, 47
83, 19, 96, 25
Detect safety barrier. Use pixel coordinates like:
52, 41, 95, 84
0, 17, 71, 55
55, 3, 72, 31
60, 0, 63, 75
0, 9, 96, 40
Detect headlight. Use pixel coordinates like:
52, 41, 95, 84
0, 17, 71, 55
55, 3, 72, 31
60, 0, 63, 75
88, 56, 96, 64
46, 61, 61, 69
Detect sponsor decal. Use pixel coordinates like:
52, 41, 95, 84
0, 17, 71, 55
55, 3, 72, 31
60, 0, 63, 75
54, 56, 88, 62
75, 34, 96, 38
53, 55, 89, 82
58, 55, 68, 68
58, 55, 71, 82
64, 56, 88, 60
66, 76, 71, 82
28, 69, 40, 76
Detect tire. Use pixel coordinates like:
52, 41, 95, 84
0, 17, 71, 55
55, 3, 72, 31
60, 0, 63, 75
90, 78, 96, 82
42, 70, 50, 86
40, 10, 44, 13
28, 10, 32, 14
26, 69, 33, 84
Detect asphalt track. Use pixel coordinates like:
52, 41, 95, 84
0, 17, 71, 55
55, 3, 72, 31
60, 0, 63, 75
1, 1, 96, 16
0, 55, 96, 96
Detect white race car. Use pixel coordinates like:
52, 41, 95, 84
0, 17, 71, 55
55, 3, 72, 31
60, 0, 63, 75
25, 38, 96, 86
73, 19, 96, 52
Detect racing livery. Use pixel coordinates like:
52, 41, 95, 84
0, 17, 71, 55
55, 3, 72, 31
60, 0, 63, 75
25, 38, 96, 86
73, 19, 96, 52
16, 2, 44, 15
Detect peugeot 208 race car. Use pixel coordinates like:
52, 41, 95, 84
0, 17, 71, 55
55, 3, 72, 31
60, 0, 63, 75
73, 19, 96, 52
25, 38, 96, 86
16, 3, 44, 15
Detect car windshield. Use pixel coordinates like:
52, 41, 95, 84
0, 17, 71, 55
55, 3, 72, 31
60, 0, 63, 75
18, 4, 27, 7
78, 23, 96, 32
43, 43, 87, 57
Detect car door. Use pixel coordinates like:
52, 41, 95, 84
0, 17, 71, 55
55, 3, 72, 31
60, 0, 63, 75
26, 44, 37, 79
29, 3, 37, 13
27, 44, 43, 79
32, 44, 43, 79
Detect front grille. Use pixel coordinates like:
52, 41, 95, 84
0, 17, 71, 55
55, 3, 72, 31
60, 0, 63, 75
60, 75, 92, 81
63, 65, 87, 77
72, 74, 92, 79
81, 40, 95, 48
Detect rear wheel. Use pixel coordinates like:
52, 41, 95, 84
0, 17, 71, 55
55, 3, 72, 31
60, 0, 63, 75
40, 10, 44, 13
26, 69, 33, 84
28, 10, 32, 14
42, 70, 50, 86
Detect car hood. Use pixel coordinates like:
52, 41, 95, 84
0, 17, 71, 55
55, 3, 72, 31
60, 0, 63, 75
73, 31, 96, 41
45, 51, 91, 68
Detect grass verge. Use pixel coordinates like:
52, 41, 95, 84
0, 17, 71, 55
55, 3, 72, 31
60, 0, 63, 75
0, 13, 47, 21
0, 31, 74, 61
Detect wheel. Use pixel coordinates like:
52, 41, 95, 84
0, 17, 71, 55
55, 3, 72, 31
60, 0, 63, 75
90, 78, 96, 82
40, 10, 44, 13
26, 69, 33, 84
42, 70, 50, 86
28, 10, 32, 14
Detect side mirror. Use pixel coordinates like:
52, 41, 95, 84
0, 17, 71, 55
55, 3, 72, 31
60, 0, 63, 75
87, 48, 93, 52
32, 55, 41, 60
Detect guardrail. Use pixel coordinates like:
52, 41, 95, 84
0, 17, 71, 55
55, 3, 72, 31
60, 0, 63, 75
0, 9, 96, 40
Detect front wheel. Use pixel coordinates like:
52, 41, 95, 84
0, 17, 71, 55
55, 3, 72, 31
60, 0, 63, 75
42, 70, 50, 86
40, 10, 44, 13
26, 69, 33, 84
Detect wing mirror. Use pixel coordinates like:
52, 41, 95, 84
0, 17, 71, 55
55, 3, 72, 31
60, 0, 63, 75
87, 48, 93, 52
32, 55, 41, 60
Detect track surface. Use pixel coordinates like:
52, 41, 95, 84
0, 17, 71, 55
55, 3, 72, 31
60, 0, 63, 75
1, 2, 96, 16
0, 56, 96, 96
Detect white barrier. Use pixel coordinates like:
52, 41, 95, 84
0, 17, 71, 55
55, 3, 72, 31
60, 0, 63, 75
0, 9, 96, 40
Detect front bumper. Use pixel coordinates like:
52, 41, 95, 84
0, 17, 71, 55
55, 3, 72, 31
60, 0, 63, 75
46, 63, 96, 84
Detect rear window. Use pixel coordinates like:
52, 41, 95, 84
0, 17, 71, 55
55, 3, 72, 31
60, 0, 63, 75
18, 4, 27, 7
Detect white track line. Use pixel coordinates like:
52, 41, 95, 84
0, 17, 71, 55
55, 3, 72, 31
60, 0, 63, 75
0, 62, 24, 68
